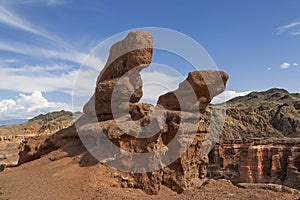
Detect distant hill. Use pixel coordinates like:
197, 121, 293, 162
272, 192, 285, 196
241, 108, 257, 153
0, 110, 82, 136
208, 88, 300, 140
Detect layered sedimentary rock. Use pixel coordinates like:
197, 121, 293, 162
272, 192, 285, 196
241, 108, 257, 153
207, 138, 300, 190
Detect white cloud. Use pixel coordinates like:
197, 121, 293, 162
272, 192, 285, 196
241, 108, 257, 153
280, 62, 298, 69
280, 62, 291, 69
0, 40, 85, 65
292, 30, 300, 36
0, 5, 55, 40
0, 91, 71, 120
276, 20, 300, 35
0, 5, 103, 68
2, 64, 72, 74
0, 64, 76, 94
0, 40, 103, 68
140, 69, 184, 102
211, 90, 252, 104
0, 63, 99, 98
267, 67, 272, 71
20, 0, 68, 6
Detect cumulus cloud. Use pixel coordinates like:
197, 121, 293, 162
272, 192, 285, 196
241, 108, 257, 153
211, 90, 252, 104
0, 91, 71, 120
280, 62, 298, 69
281, 62, 291, 69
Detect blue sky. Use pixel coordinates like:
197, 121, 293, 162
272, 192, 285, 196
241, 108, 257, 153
0, 0, 300, 120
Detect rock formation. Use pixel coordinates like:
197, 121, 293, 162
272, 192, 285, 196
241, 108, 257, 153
83, 30, 153, 119
16, 30, 228, 194
78, 30, 229, 194
207, 137, 300, 190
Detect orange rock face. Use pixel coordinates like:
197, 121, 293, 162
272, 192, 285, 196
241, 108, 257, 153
208, 138, 300, 190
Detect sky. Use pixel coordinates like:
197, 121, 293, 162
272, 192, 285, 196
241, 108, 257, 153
0, 0, 300, 120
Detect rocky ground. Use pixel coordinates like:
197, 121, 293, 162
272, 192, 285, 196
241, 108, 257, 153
0, 149, 299, 200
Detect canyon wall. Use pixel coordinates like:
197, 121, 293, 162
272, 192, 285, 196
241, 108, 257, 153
208, 138, 300, 190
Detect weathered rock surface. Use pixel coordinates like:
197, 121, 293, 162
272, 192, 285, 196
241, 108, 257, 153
83, 30, 153, 117
207, 138, 300, 190
17, 30, 229, 194
158, 70, 228, 112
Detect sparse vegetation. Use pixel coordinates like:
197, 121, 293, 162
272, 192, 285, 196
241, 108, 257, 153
208, 165, 221, 171
209, 88, 300, 140
227, 164, 239, 171
240, 150, 248, 158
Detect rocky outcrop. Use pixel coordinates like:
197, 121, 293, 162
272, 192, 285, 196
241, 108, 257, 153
83, 31, 153, 118
16, 30, 228, 194
207, 138, 300, 190
79, 30, 229, 194
158, 71, 228, 112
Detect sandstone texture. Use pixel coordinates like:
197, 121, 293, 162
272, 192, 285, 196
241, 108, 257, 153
17, 30, 229, 194
79, 30, 229, 194
83, 30, 153, 118
207, 137, 300, 190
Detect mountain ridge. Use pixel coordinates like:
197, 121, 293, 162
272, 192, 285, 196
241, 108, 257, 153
208, 88, 300, 140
